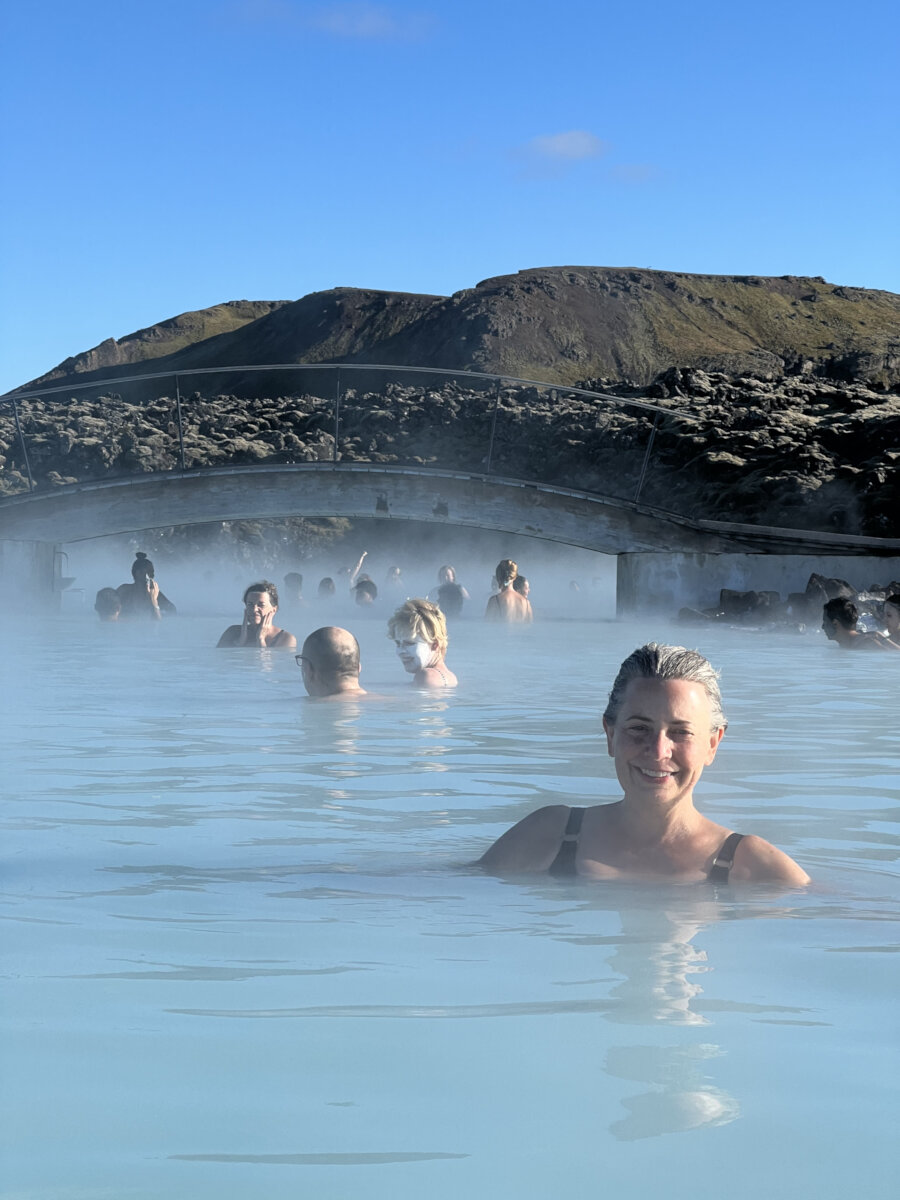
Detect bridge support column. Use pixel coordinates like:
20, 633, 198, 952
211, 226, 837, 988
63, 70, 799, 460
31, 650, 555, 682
617, 551, 900, 616
0, 540, 64, 612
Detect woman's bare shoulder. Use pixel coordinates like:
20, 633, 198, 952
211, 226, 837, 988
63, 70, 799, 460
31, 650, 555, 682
417, 666, 458, 688
732, 835, 810, 886
477, 805, 572, 873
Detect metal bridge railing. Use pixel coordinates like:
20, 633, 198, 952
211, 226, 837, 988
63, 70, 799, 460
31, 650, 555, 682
0, 362, 701, 514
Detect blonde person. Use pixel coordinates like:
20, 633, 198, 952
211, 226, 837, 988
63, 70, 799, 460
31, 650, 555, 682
388, 599, 457, 689
485, 559, 532, 623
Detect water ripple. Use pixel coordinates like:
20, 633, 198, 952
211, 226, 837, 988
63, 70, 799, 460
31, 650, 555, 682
169, 1151, 469, 1165
166, 996, 814, 1020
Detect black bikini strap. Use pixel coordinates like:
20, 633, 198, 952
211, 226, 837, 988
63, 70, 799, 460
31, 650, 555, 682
548, 807, 585, 877
708, 831, 745, 883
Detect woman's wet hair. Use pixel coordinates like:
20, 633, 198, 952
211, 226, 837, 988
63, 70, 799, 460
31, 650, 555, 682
823, 597, 857, 629
355, 579, 378, 602
131, 551, 154, 580
318, 577, 336, 596
495, 559, 518, 588
387, 598, 449, 655
438, 564, 456, 583
603, 643, 727, 729
243, 580, 279, 606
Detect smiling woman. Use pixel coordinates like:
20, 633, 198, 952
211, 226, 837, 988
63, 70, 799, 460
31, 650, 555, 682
216, 580, 297, 650
387, 598, 458, 689
478, 643, 810, 885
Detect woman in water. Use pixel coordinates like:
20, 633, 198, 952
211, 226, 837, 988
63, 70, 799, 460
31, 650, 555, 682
480, 643, 809, 885
116, 551, 177, 620
217, 581, 296, 649
429, 565, 469, 618
485, 559, 532, 623
388, 599, 457, 688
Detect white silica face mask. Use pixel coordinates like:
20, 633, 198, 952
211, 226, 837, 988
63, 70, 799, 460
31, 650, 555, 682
395, 638, 433, 672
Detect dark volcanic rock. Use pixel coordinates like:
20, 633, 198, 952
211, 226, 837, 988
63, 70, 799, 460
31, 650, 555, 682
2, 370, 898, 538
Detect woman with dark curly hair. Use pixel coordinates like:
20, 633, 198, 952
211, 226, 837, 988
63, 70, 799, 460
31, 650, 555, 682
217, 581, 296, 649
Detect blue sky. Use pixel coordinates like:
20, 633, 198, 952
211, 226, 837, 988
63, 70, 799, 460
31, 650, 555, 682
2, 0, 897, 393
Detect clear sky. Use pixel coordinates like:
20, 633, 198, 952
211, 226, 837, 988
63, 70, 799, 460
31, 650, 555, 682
2, 0, 897, 393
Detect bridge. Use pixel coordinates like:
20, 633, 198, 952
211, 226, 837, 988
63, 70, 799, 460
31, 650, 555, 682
2, 364, 898, 611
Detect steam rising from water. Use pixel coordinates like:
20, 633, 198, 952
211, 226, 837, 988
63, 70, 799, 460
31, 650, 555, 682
58, 522, 618, 622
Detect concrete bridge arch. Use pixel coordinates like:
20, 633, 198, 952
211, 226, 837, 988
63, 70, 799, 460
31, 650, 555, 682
4, 462, 899, 615
3, 363, 899, 611
0, 463, 739, 554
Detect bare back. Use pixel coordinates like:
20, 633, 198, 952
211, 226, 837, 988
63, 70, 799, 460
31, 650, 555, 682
485, 588, 532, 623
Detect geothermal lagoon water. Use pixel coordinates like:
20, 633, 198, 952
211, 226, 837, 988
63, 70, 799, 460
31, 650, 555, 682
2, 612, 897, 1199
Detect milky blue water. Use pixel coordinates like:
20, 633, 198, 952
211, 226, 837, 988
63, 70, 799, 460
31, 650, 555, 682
2, 614, 898, 1200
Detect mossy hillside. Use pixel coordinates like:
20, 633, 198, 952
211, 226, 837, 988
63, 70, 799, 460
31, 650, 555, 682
443, 269, 900, 387
17, 268, 900, 398
26, 301, 289, 388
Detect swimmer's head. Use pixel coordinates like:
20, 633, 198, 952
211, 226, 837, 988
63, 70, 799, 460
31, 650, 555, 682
822, 597, 857, 633
94, 587, 121, 621
243, 580, 279, 609
297, 626, 361, 696
512, 575, 530, 598
437, 565, 456, 585
387, 598, 448, 656
604, 643, 727, 731
283, 572, 303, 596
318, 577, 336, 597
131, 551, 154, 581
354, 580, 378, 605
495, 559, 517, 589
884, 594, 900, 636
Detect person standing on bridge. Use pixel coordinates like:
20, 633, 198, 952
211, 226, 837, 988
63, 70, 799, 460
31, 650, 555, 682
217, 581, 297, 649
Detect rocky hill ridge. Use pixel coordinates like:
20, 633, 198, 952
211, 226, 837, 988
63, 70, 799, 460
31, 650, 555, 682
17, 267, 900, 393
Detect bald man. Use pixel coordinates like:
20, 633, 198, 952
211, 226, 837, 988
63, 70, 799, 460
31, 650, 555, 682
296, 626, 367, 698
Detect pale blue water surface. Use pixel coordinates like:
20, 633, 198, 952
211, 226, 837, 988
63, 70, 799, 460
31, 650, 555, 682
2, 615, 898, 1200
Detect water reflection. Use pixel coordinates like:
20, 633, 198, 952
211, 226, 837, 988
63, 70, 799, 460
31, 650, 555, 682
414, 703, 452, 772
606, 1043, 739, 1140
533, 885, 769, 1140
